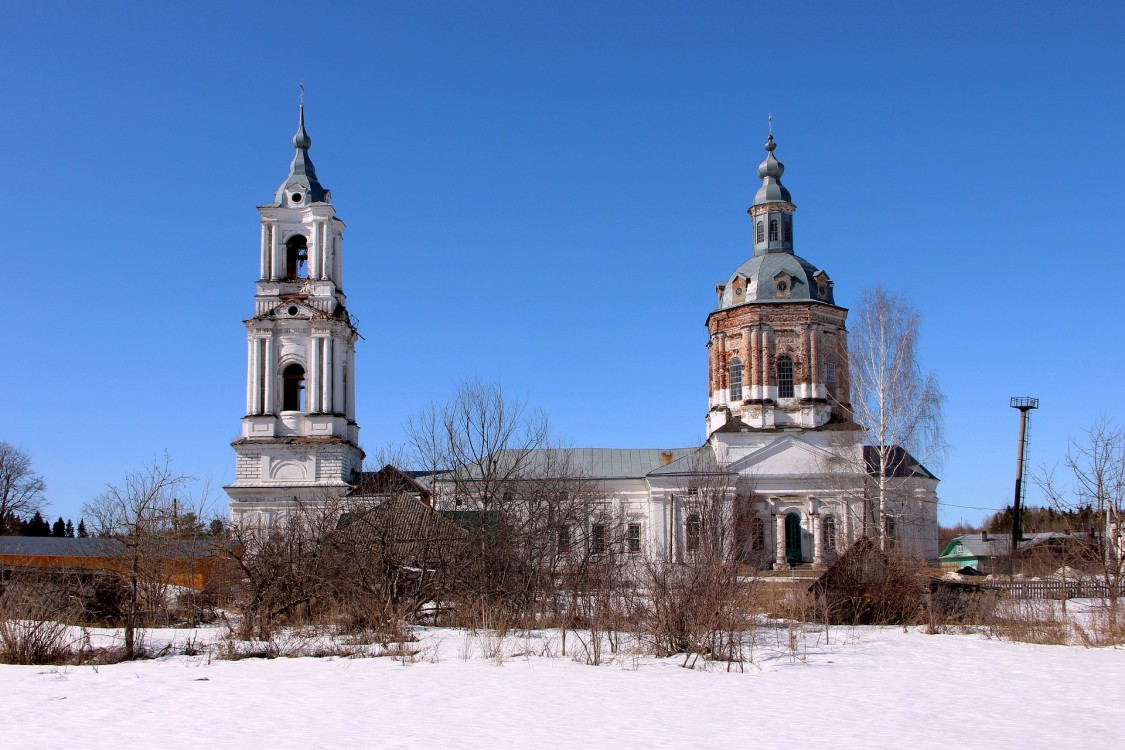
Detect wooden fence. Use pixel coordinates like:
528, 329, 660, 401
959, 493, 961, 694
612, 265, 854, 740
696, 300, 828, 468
986, 579, 1123, 600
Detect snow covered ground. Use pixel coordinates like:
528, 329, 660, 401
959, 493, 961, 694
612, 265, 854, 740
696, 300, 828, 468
2, 622, 1123, 749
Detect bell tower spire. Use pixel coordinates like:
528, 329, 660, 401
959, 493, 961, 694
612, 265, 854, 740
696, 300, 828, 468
225, 104, 364, 527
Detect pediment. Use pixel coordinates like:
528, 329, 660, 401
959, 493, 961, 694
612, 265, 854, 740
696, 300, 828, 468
268, 300, 319, 320
726, 435, 845, 478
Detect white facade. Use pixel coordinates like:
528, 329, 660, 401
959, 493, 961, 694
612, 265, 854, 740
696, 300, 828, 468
225, 107, 364, 528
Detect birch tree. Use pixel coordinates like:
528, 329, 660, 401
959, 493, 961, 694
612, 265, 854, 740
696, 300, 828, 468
847, 286, 944, 550
1037, 418, 1124, 629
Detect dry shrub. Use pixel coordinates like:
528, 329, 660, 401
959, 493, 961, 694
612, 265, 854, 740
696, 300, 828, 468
637, 559, 757, 667
987, 598, 1070, 645
1073, 604, 1125, 647
0, 575, 82, 664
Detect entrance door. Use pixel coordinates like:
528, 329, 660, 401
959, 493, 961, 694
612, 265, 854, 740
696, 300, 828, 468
785, 512, 802, 564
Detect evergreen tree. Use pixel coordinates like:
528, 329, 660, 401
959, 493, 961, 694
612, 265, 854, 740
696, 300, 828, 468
76, 519, 88, 538
52, 517, 66, 537
24, 511, 51, 536
65, 519, 75, 538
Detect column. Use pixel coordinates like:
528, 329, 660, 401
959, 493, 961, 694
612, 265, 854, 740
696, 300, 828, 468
246, 338, 255, 414
345, 343, 356, 422
773, 511, 786, 569
262, 338, 274, 414
717, 333, 727, 402
749, 326, 760, 398
308, 336, 321, 413
763, 327, 773, 397
310, 221, 321, 280
812, 510, 824, 566
322, 336, 333, 414
740, 326, 752, 398
322, 228, 334, 283
271, 228, 282, 281
334, 236, 343, 288
810, 325, 820, 399
259, 224, 269, 280
332, 337, 345, 414
798, 325, 808, 398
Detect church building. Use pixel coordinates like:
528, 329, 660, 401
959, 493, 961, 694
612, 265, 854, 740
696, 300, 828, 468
224, 111, 939, 565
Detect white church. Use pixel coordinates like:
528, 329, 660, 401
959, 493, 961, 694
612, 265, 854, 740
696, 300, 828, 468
224, 109, 940, 567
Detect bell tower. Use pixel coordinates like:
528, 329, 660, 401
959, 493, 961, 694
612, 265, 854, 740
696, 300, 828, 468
226, 106, 364, 526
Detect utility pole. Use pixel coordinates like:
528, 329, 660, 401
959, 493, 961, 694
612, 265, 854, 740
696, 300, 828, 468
1009, 397, 1039, 560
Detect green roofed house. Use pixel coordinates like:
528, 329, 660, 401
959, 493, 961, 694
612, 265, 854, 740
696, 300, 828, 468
938, 531, 1085, 573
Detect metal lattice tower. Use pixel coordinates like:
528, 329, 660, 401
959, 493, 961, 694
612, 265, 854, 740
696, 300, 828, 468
1009, 397, 1040, 557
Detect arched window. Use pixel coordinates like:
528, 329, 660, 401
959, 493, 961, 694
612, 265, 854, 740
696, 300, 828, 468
282, 363, 306, 411
783, 215, 792, 243
285, 235, 309, 280
769, 219, 779, 241
823, 515, 837, 553
756, 221, 765, 244
685, 513, 701, 553
825, 362, 837, 398
885, 516, 897, 549
776, 355, 794, 398
728, 357, 743, 401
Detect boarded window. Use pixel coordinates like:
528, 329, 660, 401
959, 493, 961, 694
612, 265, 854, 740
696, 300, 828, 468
777, 355, 794, 398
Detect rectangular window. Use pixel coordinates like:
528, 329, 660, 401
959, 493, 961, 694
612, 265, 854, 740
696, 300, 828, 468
825, 362, 836, 398
557, 526, 570, 555
591, 523, 607, 555
627, 523, 642, 554
686, 514, 701, 553
729, 358, 743, 401
777, 355, 794, 399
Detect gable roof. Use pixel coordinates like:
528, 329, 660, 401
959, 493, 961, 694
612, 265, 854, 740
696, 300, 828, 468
863, 446, 937, 480
352, 464, 431, 501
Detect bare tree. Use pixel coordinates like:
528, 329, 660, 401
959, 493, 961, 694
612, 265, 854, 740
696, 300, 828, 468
846, 286, 944, 551
1037, 418, 1124, 632
82, 454, 209, 658
406, 379, 592, 627
0, 442, 47, 526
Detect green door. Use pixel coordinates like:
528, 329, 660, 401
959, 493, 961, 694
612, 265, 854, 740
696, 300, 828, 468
785, 513, 802, 564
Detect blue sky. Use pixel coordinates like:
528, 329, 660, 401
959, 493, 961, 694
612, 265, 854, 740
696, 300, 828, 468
5, 1, 1123, 526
